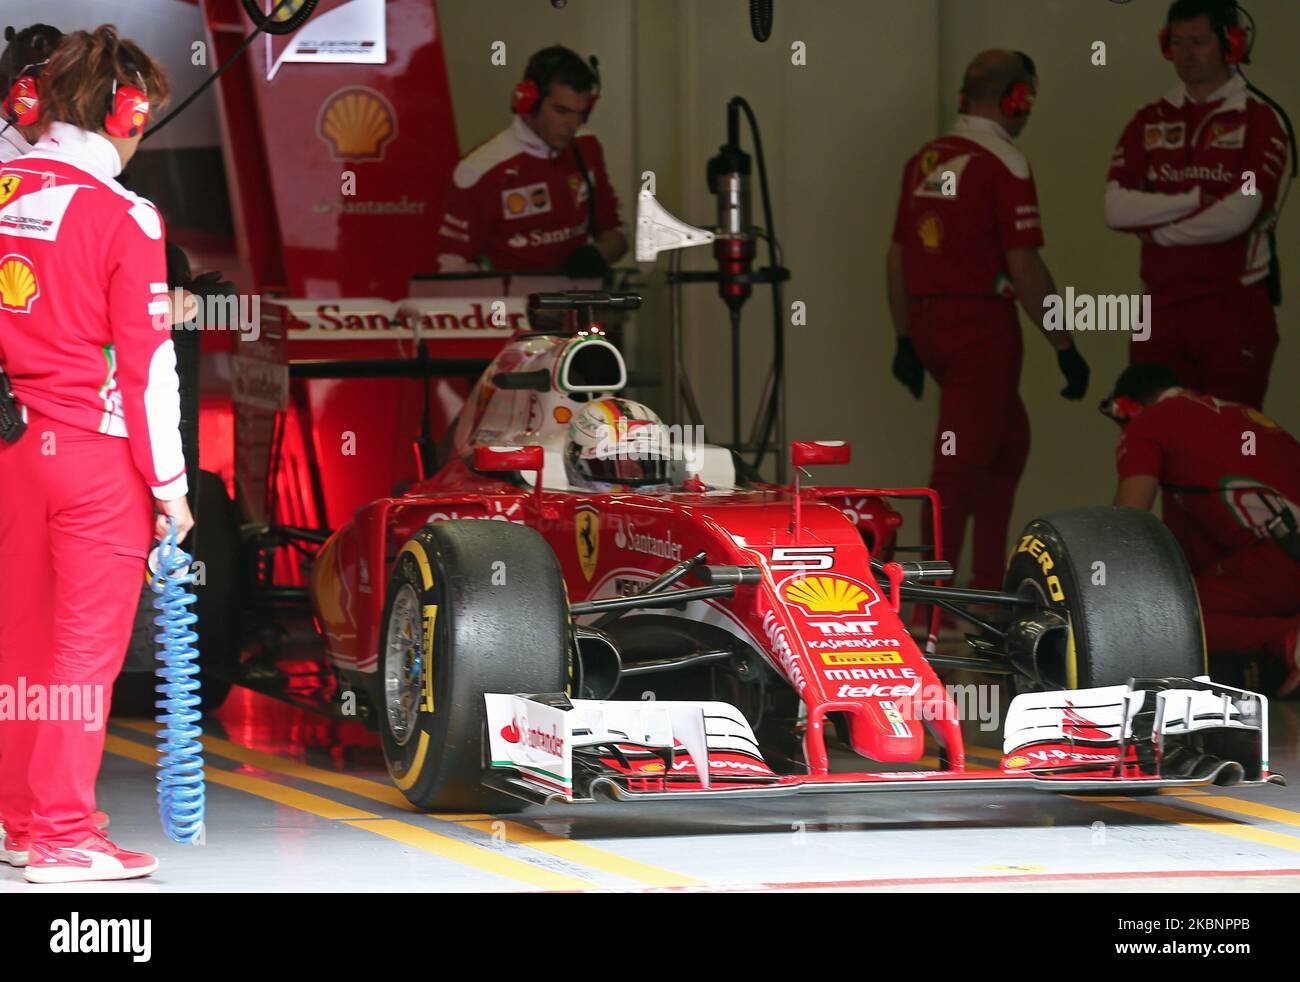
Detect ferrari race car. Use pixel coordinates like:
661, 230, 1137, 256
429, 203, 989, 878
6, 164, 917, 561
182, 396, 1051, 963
206, 292, 1282, 811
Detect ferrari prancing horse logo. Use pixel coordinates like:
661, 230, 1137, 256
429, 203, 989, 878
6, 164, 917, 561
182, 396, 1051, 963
575, 507, 600, 581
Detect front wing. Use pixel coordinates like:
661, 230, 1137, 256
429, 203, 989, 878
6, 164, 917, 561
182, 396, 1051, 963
482, 679, 1285, 805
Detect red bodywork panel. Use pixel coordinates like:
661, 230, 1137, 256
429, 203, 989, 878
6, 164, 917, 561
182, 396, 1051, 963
310, 456, 959, 773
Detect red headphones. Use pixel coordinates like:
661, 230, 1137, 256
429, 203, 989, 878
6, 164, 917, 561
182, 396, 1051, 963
3, 62, 45, 126
510, 53, 600, 120
1160, 11, 1250, 65
1101, 394, 1146, 424
104, 73, 149, 139
958, 51, 1036, 118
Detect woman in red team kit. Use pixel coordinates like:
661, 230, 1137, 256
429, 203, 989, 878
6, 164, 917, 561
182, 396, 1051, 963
0, 27, 192, 883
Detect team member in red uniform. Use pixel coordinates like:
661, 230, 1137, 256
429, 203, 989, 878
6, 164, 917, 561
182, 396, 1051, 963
436, 45, 626, 276
1104, 0, 1290, 409
0, 26, 191, 883
887, 49, 1088, 592
0, 24, 63, 164
1107, 363, 1300, 694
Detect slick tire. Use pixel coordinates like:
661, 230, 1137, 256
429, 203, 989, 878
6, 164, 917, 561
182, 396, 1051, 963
1002, 506, 1205, 690
377, 520, 571, 811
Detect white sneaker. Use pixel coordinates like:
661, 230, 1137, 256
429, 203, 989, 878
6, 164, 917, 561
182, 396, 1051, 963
23, 830, 157, 884
1, 830, 30, 868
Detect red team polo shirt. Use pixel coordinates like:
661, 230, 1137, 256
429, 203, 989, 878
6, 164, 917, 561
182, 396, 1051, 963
1117, 390, 1300, 557
0, 124, 186, 499
436, 116, 622, 273
1105, 74, 1289, 302
892, 115, 1045, 300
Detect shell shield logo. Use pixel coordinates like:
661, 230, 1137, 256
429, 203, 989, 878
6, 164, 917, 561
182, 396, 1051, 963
918, 213, 943, 252
781, 574, 879, 617
0, 254, 39, 313
318, 86, 397, 162
0, 175, 22, 208
575, 506, 600, 581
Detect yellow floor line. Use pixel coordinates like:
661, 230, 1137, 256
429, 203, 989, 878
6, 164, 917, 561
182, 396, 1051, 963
1180, 795, 1300, 829
114, 721, 694, 887
106, 735, 376, 821
115, 720, 415, 810
459, 820, 704, 888
340, 820, 595, 891
104, 735, 595, 891
1095, 798, 1300, 853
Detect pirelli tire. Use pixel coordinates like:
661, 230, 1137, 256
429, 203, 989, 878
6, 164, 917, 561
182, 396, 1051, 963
376, 520, 571, 812
1002, 506, 1205, 691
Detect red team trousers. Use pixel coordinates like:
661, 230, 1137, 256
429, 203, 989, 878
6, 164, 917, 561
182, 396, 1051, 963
1130, 283, 1278, 410
0, 410, 152, 847
909, 297, 1030, 592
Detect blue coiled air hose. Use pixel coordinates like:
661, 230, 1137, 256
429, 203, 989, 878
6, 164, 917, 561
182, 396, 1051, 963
149, 519, 206, 844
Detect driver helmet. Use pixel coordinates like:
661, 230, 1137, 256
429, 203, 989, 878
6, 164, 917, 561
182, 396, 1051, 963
565, 398, 672, 492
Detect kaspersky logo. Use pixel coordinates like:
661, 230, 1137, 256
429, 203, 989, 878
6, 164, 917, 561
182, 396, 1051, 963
0, 254, 38, 313
317, 86, 397, 162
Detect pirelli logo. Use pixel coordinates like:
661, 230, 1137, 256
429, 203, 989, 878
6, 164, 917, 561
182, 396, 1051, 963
820, 651, 903, 666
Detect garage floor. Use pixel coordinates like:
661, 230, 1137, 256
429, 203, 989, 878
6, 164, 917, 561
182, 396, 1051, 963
3, 687, 1298, 893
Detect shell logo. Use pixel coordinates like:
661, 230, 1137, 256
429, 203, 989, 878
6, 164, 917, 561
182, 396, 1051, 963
1245, 408, 1279, 430
317, 87, 397, 162
553, 406, 573, 424
0, 254, 39, 313
1005, 755, 1029, 769
505, 192, 527, 215
918, 214, 942, 251
782, 575, 871, 615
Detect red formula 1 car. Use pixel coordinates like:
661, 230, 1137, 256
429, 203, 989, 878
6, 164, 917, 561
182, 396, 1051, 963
216, 293, 1281, 810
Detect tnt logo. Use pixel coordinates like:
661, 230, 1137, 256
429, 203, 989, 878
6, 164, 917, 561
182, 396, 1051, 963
811, 620, 877, 636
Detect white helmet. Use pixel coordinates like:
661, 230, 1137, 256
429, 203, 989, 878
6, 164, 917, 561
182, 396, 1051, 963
565, 398, 672, 492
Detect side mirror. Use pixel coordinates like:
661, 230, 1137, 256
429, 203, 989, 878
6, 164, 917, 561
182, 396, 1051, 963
474, 445, 544, 473
791, 440, 850, 469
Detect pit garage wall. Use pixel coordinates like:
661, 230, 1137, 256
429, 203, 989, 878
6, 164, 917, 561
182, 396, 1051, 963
440, 0, 1299, 578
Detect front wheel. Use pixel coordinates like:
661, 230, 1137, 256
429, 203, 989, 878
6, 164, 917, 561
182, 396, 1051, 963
1003, 506, 1205, 691
376, 520, 571, 811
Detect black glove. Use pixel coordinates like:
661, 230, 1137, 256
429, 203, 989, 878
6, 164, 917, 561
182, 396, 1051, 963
563, 243, 610, 279
892, 336, 925, 400
1057, 343, 1090, 401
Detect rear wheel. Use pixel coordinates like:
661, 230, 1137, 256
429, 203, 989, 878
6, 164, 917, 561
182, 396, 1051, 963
1003, 506, 1205, 691
376, 520, 571, 811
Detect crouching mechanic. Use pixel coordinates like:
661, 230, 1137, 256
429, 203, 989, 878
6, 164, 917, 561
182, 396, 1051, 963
886, 49, 1089, 593
0, 26, 191, 882
436, 45, 626, 277
1105, 363, 1300, 695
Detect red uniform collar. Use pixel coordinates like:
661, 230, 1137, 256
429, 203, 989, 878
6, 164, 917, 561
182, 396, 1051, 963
30, 122, 124, 179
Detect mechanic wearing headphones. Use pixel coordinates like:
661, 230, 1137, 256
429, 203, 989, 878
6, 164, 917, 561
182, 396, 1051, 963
435, 45, 626, 278
886, 49, 1089, 595
1106, 363, 1300, 695
0, 24, 62, 163
1104, 0, 1290, 409
0, 26, 189, 883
